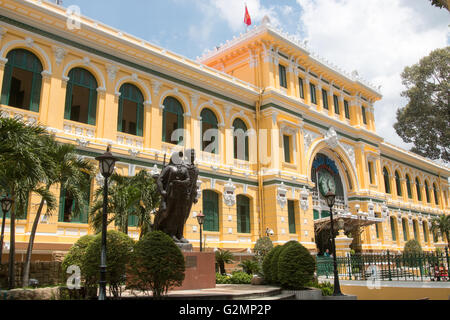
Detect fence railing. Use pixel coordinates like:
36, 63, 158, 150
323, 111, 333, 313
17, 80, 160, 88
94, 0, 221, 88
316, 249, 450, 282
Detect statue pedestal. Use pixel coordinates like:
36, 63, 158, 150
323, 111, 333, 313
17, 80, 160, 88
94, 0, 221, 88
173, 251, 216, 291
176, 242, 193, 252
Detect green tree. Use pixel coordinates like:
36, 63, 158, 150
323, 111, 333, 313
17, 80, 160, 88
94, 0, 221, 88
22, 141, 94, 287
129, 231, 185, 299
238, 259, 259, 275
394, 47, 450, 162
429, 0, 449, 10
278, 241, 315, 290
253, 236, 273, 265
83, 230, 134, 298
0, 117, 52, 289
90, 171, 159, 237
215, 249, 234, 275
430, 214, 450, 248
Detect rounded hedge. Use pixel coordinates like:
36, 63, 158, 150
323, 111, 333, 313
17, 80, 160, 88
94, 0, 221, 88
278, 241, 315, 290
83, 230, 134, 298
262, 247, 276, 283
404, 239, 423, 255
268, 245, 284, 285
129, 231, 185, 299
62, 234, 95, 275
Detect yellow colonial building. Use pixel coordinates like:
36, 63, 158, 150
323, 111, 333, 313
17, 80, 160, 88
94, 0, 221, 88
0, 0, 449, 260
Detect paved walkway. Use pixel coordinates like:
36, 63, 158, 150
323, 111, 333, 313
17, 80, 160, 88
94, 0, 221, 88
121, 284, 281, 299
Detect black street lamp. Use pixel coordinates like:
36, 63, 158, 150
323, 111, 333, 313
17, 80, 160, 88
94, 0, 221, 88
0, 196, 13, 264
95, 145, 118, 301
324, 190, 343, 296
196, 211, 205, 252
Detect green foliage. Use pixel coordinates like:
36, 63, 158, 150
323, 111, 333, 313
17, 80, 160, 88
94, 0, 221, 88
215, 249, 234, 275
253, 236, 273, 264
62, 235, 95, 275
129, 231, 185, 299
269, 245, 285, 285
404, 239, 423, 255
238, 259, 259, 275
394, 47, 450, 161
215, 271, 252, 284
83, 230, 134, 298
430, 215, 450, 248
278, 241, 315, 290
262, 246, 277, 283
90, 171, 160, 237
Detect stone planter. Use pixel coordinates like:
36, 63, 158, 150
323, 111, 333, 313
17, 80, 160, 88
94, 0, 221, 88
282, 287, 323, 300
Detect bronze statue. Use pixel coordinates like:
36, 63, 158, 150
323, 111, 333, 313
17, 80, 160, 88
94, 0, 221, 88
153, 150, 197, 244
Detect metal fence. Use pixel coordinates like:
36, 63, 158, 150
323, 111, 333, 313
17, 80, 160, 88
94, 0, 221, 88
316, 249, 450, 282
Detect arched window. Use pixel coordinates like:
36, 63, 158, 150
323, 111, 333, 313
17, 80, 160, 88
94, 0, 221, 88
395, 171, 402, 196
424, 180, 430, 203
233, 118, 249, 161
433, 183, 439, 205
58, 174, 91, 223
406, 175, 412, 199
390, 216, 397, 242
162, 96, 184, 145
237, 195, 250, 234
118, 83, 144, 136
422, 222, 429, 243
64, 68, 98, 125
413, 220, 420, 241
383, 167, 391, 194
200, 108, 218, 154
402, 218, 408, 241
1, 49, 43, 112
415, 178, 422, 201
202, 190, 219, 232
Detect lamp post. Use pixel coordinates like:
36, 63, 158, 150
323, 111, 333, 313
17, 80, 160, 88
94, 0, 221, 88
324, 191, 343, 296
95, 145, 118, 301
196, 211, 205, 252
0, 196, 13, 264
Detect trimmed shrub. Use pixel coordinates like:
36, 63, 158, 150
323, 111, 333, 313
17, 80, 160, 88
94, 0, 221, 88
278, 241, 315, 290
216, 273, 231, 284
268, 245, 284, 285
253, 236, 273, 264
262, 247, 276, 283
229, 271, 253, 284
404, 239, 423, 255
129, 231, 185, 299
83, 230, 134, 298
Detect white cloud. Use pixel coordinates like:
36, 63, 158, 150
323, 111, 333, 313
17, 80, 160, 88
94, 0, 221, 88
296, 0, 449, 149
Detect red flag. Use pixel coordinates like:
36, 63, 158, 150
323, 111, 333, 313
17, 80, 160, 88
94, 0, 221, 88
244, 5, 251, 26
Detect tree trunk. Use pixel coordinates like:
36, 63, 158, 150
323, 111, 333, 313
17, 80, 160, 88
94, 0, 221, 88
8, 193, 15, 290
0, 210, 7, 264
22, 197, 45, 287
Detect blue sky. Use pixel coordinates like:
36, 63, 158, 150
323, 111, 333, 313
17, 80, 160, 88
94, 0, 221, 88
61, 0, 449, 154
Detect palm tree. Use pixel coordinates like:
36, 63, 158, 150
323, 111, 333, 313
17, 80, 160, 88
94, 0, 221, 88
430, 214, 450, 249
89, 171, 160, 237
215, 249, 234, 275
0, 117, 50, 289
21, 140, 94, 287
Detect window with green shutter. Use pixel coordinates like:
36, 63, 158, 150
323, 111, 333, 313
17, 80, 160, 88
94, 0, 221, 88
395, 171, 402, 196
333, 95, 340, 114
58, 177, 91, 224
283, 134, 291, 163
128, 214, 138, 227
233, 118, 249, 161
201, 108, 218, 154
322, 89, 328, 109
162, 96, 184, 145
433, 183, 439, 205
402, 219, 408, 241
118, 83, 144, 136
368, 161, 374, 184
64, 68, 98, 125
1, 49, 43, 112
288, 200, 296, 234
310, 83, 317, 104
422, 223, 428, 243
425, 181, 430, 203
361, 106, 367, 124
390, 217, 397, 241
415, 178, 422, 201
298, 77, 304, 98
383, 167, 391, 194
203, 190, 219, 232
406, 175, 412, 199
375, 213, 381, 238
344, 100, 350, 119
279, 64, 287, 88
413, 220, 419, 241
237, 195, 250, 233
